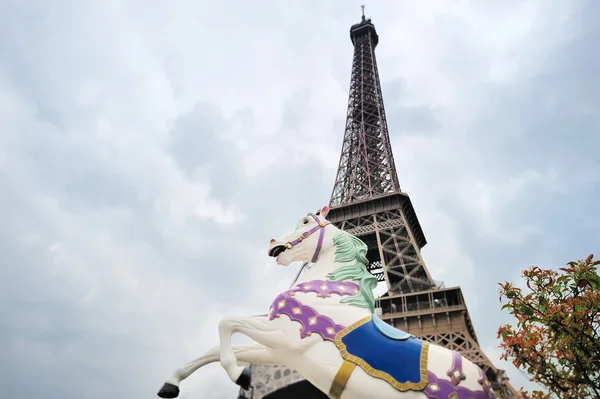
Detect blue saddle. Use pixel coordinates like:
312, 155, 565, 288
335, 314, 429, 391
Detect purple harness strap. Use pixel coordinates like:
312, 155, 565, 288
286, 214, 331, 263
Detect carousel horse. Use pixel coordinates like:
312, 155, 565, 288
157, 205, 496, 399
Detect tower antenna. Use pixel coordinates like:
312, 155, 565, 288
361, 5, 366, 21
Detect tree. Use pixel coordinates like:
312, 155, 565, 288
497, 254, 600, 399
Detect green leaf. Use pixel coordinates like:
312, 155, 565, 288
523, 306, 534, 316
539, 304, 546, 312
574, 304, 582, 312
501, 329, 508, 340
553, 286, 562, 294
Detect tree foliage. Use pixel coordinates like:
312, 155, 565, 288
498, 254, 600, 399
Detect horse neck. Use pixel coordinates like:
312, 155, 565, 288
296, 248, 346, 284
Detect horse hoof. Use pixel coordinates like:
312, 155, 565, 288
157, 382, 180, 398
235, 367, 252, 390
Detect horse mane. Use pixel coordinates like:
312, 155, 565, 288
327, 231, 377, 313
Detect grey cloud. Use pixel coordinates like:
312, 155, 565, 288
386, 104, 442, 136
169, 102, 229, 172
1, 1, 599, 399
280, 88, 312, 131
168, 102, 244, 202
382, 77, 442, 138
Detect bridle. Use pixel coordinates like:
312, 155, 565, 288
284, 214, 331, 264
252, 213, 330, 319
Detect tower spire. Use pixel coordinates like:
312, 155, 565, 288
361, 4, 366, 21
329, 15, 397, 207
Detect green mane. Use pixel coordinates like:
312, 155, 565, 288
327, 232, 377, 312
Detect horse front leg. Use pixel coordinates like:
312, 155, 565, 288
218, 316, 307, 385
157, 343, 278, 398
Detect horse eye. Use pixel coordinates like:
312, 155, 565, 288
303, 219, 309, 224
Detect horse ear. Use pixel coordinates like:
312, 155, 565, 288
320, 205, 330, 218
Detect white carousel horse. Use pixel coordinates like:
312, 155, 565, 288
157, 205, 496, 399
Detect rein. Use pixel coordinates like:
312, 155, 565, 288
290, 262, 309, 288
251, 262, 309, 318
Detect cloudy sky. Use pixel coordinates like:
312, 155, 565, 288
1, 0, 598, 398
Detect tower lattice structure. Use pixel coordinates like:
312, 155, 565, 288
238, 14, 519, 399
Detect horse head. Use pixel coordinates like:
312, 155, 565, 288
268, 205, 339, 266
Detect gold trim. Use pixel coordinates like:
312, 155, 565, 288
334, 316, 429, 391
329, 360, 356, 399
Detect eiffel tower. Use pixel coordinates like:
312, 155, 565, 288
238, 12, 519, 399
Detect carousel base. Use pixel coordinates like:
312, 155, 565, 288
262, 380, 329, 399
